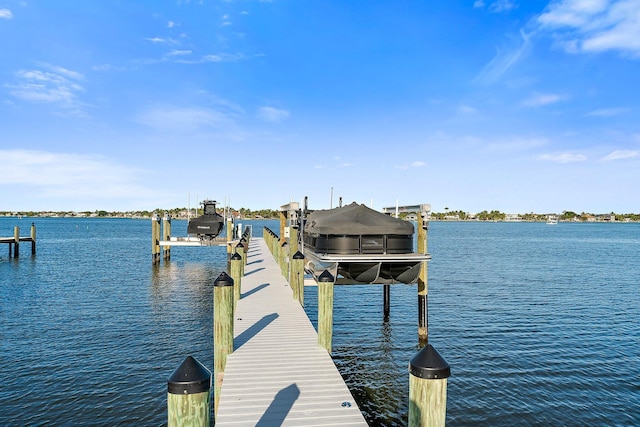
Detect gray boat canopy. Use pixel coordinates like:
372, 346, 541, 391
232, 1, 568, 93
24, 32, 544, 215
305, 202, 414, 235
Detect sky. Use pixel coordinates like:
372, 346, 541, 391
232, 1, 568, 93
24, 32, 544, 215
1, 0, 639, 214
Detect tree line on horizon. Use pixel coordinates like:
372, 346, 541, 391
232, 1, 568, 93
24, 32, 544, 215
2, 207, 640, 222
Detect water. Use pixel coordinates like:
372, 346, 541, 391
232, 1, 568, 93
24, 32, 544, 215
1, 219, 639, 426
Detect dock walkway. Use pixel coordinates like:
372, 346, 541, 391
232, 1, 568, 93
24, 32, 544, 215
215, 237, 368, 426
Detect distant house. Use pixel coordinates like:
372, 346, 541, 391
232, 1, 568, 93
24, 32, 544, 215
582, 214, 596, 222
601, 214, 615, 222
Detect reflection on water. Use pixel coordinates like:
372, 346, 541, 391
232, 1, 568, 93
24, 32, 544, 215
1, 219, 639, 426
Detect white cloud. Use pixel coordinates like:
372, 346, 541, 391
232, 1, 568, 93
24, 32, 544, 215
474, 1, 485, 8
0, 150, 155, 201
537, 0, 640, 57
257, 106, 290, 122
136, 106, 234, 130
145, 37, 167, 43
522, 92, 567, 107
586, 107, 628, 117
5, 64, 86, 113
0, 8, 12, 19
488, 137, 548, 151
489, 0, 517, 13
396, 161, 426, 170
538, 153, 587, 163
167, 49, 192, 56
458, 104, 478, 114
474, 29, 531, 84
199, 53, 246, 63
601, 150, 637, 161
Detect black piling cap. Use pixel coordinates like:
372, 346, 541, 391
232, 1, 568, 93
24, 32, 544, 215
293, 251, 304, 260
236, 241, 245, 249
281, 241, 288, 247
214, 271, 234, 287
167, 356, 211, 395
231, 252, 242, 261
239, 237, 247, 244
318, 270, 334, 283
409, 344, 451, 379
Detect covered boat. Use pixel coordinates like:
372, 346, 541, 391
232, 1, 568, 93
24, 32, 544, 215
187, 200, 224, 240
302, 202, 428, 284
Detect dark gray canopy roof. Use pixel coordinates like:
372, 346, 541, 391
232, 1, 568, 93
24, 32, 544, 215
305, 202, 414, 235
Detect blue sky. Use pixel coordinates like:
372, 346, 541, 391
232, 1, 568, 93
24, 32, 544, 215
1, 0, 639, 214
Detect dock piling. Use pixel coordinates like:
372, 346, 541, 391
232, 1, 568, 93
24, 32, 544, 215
213, 272, 234, 418
226, 217, 233, 262
30, 223, 36, 255
239, 237, 248, 267
291, 251, 304, 306
167, 355, 212, 427
235, 241, 245, 270
280, 241, 289, 280
13, 226, 19, 258
317, 270, 335, 354
151, 213, 161, 265
417, 212, 429, 344
408, 344, 450, 427
230, 252, 242, 310
384, 284, 391, 320
162, 213, 171, 261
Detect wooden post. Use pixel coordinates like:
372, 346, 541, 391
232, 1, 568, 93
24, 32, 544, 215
317, 270, 335, 354
239, 237, 248, 267
291, 251, 304, 306
235, 241, 245, 271
213, 272, 234, 418
30, 223, 36, 255
279, 210, 286, 245
408, 344, 450, 427
151, 213, 161, 265
289, 225, 299, 256
230, 252, 242, 311
162, 213, 171, 262
226, 218, 233, 267
167, 355, 211, 427
383, 284, 390, 320
417, 212, 428, 344
13, 226, 19, 258
280, 241, 289, 280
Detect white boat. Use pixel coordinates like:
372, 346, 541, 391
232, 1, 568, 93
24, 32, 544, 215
546, 216, 558, 225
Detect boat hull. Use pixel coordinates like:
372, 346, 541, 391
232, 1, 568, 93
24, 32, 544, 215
187, 216, 224, 238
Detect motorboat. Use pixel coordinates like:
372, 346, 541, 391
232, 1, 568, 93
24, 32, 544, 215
187, 200, 224, 240
302, 202, 429, 284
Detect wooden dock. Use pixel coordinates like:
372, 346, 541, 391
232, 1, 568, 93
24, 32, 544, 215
215, 237, 368, 426
1, 223, 36, 258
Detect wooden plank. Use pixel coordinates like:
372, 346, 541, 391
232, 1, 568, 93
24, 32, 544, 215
215, 237, 368, 427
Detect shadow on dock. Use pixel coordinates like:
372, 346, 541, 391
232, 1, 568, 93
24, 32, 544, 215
256, 384, 300, 427
241, 283, 270, 299
244, 266, 265, 276
235, 313, 279, 349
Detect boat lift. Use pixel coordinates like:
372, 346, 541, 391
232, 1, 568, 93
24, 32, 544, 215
281, 200, 432, 285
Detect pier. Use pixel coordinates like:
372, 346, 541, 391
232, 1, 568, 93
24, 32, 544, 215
214, 236, 368, 426
1, 223, 36, 258
166, 201, 450, 426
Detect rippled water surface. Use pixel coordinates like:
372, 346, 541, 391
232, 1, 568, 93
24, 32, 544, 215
1, 218, 639, 426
